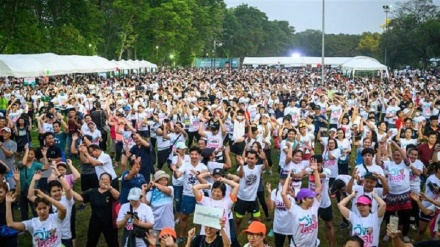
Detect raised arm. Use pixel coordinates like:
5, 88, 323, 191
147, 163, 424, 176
5, 192, 26, 231
281, 169, 293, 210
338, 190, 356, 219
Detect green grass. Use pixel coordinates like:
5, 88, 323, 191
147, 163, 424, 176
15, 131, 425, 246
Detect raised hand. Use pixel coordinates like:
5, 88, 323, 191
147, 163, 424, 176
33, 170, 42, 181
265, 182, 271, 192
236, 156, 244, 166
5, 192, 16, 203
13, 169, 20, 182
309, 158, 318, 170
187, 227, 196, 239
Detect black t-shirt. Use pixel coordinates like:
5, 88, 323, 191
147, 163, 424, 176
191, 235, 223, 247
35, 145, 62, 160
0, 200, 6, 227
414, 240, 440, 247
82, 189, 114, 224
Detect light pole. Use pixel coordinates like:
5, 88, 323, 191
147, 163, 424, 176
155, 46, 159, 61
383, 5, 390, 66
321, 0, 325, 83
213, 40, 223, 69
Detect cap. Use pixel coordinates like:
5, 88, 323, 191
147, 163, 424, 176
363, 172, 378, 181
176, 142, 187, 150
1, 127, 11, 133
329, 128, 337, 133
201, 148, 216, 159
296, 188, 317, 201
56, 162, 67, 169
262, 114, 270, 118
243, 221, 266, 235
212, 168, 225, 177
356, 195, 372, 206
159, 227, 177, 239
313, 105, 321, 110
87, 121, 96, 126
127, 187, 142, 201
46, 113, 54, 119
192, 107, 200, 112
123, 105, 131, 111
154, 170, 170, 182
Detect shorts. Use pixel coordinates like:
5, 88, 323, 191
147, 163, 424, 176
318, 205, 333, 222
419, 211, 434, 222
181, 195, 197, 214
234, 198, 260, 218
110, 138, 116, 153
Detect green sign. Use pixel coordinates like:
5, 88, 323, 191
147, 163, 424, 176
194, 58, 240, 68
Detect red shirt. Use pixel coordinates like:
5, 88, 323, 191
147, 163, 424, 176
417, 143, 434, 166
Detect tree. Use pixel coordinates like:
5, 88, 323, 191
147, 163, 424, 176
356, 32, 381, 59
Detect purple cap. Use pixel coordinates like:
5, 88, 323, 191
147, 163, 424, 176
296, 188, 317, 201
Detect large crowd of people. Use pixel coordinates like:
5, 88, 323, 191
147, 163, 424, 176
0, 67, 440, 247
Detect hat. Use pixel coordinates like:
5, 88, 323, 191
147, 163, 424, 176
176, 142, 187, 150
209, 124, 219, 130
46, 113, 54, 119
117, 108, 124, 114
56, 162, 67, 169
242, 221, 266, 235
296, 188, 317, 201
363, 172, 378, 181
87, 121, 96, 126
154, 170, 170, 182
212, 168, 225, 177
1, 127, 11, 133
262, 113, 270, 118
201, 148, 215, 159
123, 105, 131, 111
192, 107, 200, 112
329, 128, 337, 133
356, 195, 372, 206
313, 105, 321, 110
127, 187, 142, 201
159, 227, 177, 239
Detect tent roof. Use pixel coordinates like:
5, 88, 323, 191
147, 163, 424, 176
342, 56, 387, 71
242, 56, 353, 66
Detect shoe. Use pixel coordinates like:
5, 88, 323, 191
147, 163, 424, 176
267, 229, 274, 237
383, 235, 390, 241
176, 237, 185, 245
403, 236, 410, 243
339, 222, 349, 229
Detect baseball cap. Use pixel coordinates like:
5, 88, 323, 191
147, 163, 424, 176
212, 168, 225, 177
123, 105, 131, 111
1, 127, 11, 133
46, 113, 54, 119
296, 188, 317, 201
201, 148, 215, 159
329, 128, 337, 133
242, 221, 266, 235
154, 170, 170, 182
127, 187, 142, 201
159, 227, 177, 239
176, 142, 187, 150
356, 195, 372, 206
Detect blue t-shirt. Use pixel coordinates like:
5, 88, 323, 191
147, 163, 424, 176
120, 170, 146, 204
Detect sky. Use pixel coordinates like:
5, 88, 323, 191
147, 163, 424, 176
224, 0, 440, 34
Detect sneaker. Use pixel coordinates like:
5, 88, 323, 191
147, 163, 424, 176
403, 236, 410, 243
339, 222, 349, 229
267, 229, 274, 237
176, 237, 185, 245
383, 235, 390, 241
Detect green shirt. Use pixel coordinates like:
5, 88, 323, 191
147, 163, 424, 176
0, 97, 7, 110
19, 161, 43, 192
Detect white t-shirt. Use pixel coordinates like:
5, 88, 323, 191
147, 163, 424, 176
51, 196, 74, 239
283, 161, 308, 194
328, 105, 343, 125
271, 187, 294, 235
238, 165, 264, 201
348, 211, 382, 247
279, 139, 297, 169
386, 106, 400, 125
323, 149, 341, 178
117, 202, 155, 247
384, 161, 411, 194
84, 129, 101, 145
289, 198, 321, 247
355, 164, 385, 180
146, 187, 174, 231
95, 151, 117, 180
178, 162, 208, 197
307, 168, 332, 208
409, 159, 424, 194
423, 174, 440, 208
171, 154, 190, 186
198, 195, 235, 242
23, 214, 63, 247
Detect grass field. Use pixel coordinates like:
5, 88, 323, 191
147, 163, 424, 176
15, 131, 425, 247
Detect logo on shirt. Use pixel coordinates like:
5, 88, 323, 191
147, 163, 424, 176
353, 224, 373, 246
245, 174, 257, 186
34, 228, 58, 247
298, 214, 318, 234
389, 168, 405, 182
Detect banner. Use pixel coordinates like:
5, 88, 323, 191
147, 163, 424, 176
194, 58, 240, 68
193, 205, 223, 229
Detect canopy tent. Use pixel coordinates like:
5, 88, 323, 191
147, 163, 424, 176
242, 56, 353, 67
0, 53, 157, 77
341, 56, 388, 77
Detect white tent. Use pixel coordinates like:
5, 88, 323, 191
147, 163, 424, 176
341, 56, 388, 77
0, 53, 156, 77
242, 56, 353, 67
